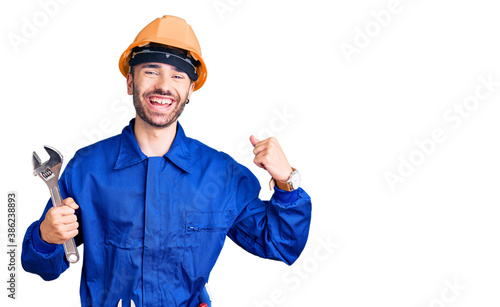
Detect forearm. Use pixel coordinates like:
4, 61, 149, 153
21, 220, 69, 281
228, 187, 312, 265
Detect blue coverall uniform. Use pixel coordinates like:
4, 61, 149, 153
22, 119, 312, 306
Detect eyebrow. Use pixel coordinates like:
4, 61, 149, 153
140, 64, 162, 69
139, 63, 186, 74
171, 66, 184, 73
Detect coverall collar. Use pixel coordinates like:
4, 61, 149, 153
114, 118, 192, 173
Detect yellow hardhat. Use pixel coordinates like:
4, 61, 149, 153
119, 15, 207, 91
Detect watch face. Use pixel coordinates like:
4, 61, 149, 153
290, 170, 301, 190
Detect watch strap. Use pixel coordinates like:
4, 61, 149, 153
268, 168, 296, 192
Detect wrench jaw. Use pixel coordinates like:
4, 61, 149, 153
44, 145, 62, 166
32, 146, 63, 183
32, 152, 42, 176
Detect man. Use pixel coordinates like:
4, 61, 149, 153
22, 15, 311, 306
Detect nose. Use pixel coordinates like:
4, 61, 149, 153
155, 74, 174, 94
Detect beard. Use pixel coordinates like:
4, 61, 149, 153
132, 82, 189, 129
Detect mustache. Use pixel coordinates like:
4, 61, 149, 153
144, 89, 179, 101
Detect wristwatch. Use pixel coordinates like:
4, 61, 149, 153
269, 168, 301, 192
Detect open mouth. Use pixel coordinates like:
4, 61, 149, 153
148, 96, 174, 110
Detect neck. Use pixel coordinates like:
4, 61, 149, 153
133, 116, 177, 157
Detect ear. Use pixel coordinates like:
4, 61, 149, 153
126, 73, 133, 95
187, 81, 195, 99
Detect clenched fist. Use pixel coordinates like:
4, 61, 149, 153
250, 135, 293, 182
39, 197, 79, 244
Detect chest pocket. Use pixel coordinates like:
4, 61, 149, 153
101, 200, 145, 249
182, 211, 233, 278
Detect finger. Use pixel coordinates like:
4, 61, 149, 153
69, 229, 79, 239
66, 228, 79, 240
63, 221, 79, 232
55, 206, 76, 217
253, 154, 270, 170
252, 137, 273, 156
63, 197, 79, 210
44, 207, 57, 218
253, 142, 267, 156
249, 135, 260, 147
55, 220, 78, 232
55, 227, 78, 243
54, 222, 77, 233
59, 214, 78, 225
253, 158, 266, 170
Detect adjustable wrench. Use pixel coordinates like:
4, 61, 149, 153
33, 145, 80, 264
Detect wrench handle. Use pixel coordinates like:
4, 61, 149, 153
49, 184, 80, 264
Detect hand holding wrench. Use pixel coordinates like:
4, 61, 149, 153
33, 145, 80, 264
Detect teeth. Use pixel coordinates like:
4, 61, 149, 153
150, 97, 172, 105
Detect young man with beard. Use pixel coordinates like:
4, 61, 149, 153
21, 15, 311, 307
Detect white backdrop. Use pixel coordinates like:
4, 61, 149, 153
1, 0, 500, 306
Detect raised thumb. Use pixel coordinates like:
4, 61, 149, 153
249, 135, 260, 147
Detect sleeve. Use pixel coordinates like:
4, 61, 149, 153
21, 160, 83, 281
227, 162, 312, 265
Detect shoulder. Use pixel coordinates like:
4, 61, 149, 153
185, 136, 236, 166
185, 136, 257, 181
76, 134, 120, 158
67, 134, 121, 169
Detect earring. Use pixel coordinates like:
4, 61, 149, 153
186, 99, 190, 104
